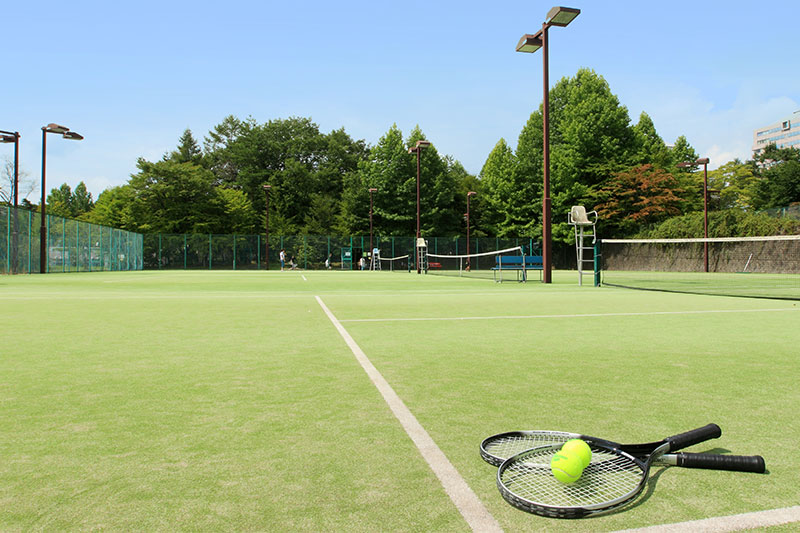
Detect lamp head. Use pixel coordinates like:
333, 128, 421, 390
263, 184, 272, 190
467, 191, 477, 197
516, 32, 543, 53
62, 131, 84, 141
0, 135, 16, 143
44, 123, 70, 134
546, 6, 580, 27
368, 188, 378, 192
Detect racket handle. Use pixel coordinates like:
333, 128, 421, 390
674, 452, 766, 473
666, 424, 722, 452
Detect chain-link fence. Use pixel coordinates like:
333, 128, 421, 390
143, 234, 541, 270
1, 204, 144, 274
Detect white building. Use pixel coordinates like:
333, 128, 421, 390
753, 110, 800, 156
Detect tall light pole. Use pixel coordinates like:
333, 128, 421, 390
0, 130, 20, 207
263, 184, 271, 270
677, 157, 710, 272
368, 187, 377, 265
408, 140, 431, 273
41, 123, 83, 274
466, 191, 476, 257
516, 6, 580, 283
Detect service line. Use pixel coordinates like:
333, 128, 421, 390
340, 307, 800, 323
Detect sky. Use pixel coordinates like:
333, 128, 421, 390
3, 0, 799, 202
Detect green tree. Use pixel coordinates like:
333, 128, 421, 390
127, 158, 222, 233
168, 129, 203, 165
479, 138, 518, 236
593, 164, 685, 236
707, 159, 758, 210
514, 68, 640, 240
632, 112, 672, 168
83, 185, 136, 229
751, 145, 800, 209
344, 124, 411, 236
47, 183, 74, 218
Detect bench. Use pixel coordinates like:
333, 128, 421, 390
492, 255, 543, 282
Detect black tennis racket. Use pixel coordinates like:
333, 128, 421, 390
496, 426, 766, 519
481, 423, 724, 466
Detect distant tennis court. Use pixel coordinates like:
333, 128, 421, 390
1, 270, 798, 531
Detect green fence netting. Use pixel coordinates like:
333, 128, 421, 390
1, 204, 144, 274
143, 233, 540, 271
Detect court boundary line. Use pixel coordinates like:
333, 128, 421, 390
315, 296, 502, 533
340, 307, 799, 323
614, 504, 800, 532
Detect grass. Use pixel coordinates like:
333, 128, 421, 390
1, 270, 798, 531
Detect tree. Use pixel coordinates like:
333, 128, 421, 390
167, 129, 203, 165
593, 164, 685, 236
632, 112, 672, 168
126, 158, 223, 233
751, 145, 800, 209
47, 183, 74, 218
343, 124, 411, 236
514, 68, 640, 240
83, 185, 136, 230
1, 156, 36, 205
707, 159, 758, 210
479, 139, 518, 236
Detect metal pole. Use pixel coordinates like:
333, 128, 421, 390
541, 22, 552, 284
466, 194, 470, 256
369, 189, 374, 260
13, 133, 19, 208
40, 128, 47, 274
265, 188, 270, 270
703, 161, 709, 273
416, 149, 421, 274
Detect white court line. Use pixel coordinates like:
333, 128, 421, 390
340, 307, 800, 323
315, 296, 502, 533
614, 505, 800, 532
302, 275, 307, 281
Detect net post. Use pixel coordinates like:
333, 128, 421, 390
594, 239, 601, 287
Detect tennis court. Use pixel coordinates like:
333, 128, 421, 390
1, 270, 798, 531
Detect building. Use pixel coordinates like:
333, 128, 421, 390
753, 110, 800, 156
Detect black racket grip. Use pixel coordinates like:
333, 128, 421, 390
675, 452, 766, 473
666, 424, 721, 452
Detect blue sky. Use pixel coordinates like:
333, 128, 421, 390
3, 0, 799, 201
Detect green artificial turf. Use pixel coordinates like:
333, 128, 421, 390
1, 270, 798, 531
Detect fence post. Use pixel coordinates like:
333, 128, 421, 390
233, 234, 237, 270
208, 234, 212, 270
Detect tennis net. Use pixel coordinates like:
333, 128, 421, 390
378, 254, 410, 272
599, 235, 800, 300
427, 246, 525, 281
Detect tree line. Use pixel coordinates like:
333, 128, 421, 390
14, 68, 800, 242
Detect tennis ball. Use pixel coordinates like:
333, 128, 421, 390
550, 450, 584, 484
561, 439, 592, 468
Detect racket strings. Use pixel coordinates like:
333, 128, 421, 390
484, 432, 570, 461
499, 447, 644, 512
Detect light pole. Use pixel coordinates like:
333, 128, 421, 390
677, 157, 710, 272
368, 187, 377, 266
466, 191, 476, 258
40, 123, 83, 273
0, 130, 20, 207
263, 184, 271, 270
516, 6, 580, 283
408, 140, 431, 273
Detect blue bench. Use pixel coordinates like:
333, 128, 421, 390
492, 255, 543, 282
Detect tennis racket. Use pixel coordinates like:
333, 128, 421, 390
496, 426, 766, 519
481, 423, 724, 466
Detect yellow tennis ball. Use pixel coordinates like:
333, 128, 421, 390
561, 439, 592, 468
550, 450, 584, 484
